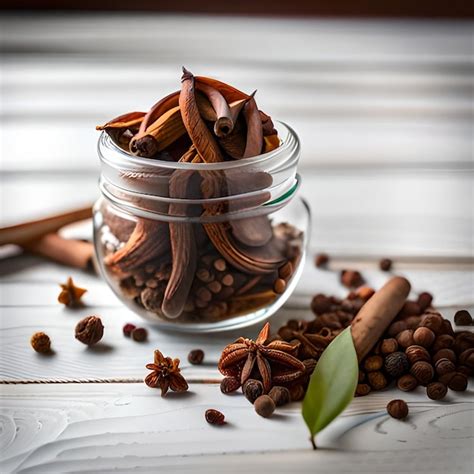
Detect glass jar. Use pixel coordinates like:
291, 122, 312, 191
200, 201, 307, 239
93, 121, 310, 332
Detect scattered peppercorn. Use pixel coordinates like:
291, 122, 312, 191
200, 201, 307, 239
387, 399, 409, 419
420, 313, 443, 334
380, 338, 398, 355
410, 361, 434, 385
315, 253, 329, 268
340, 270, 364, 289
397, 374, 418, 392
131, 327, 148, 342
447, 372, 468, 392
75, 316, 104, 346
454, 310, 473, 326
122, 323, 136, 337
367, 371, 387, 390
254, 395, 275, 418
355, 383, 371, 396
396, 329, 414, 349
30, 332, 51, 354
242, 379, 264, 404
434, 358, 456, 377
188, 349, 205, 365
205, 409, 225, 425
426, 382, 448, 400
433, 348, 456, 364
432, 334, 454, 352
459, 348, 474, 368
364, 355, 383, 372
384, 352, 409, 378
379, 258, 392, 272
268, 386, 291, 406
310, 294, 332, 315
220, 376, 241, 394
406, 345, 431, 365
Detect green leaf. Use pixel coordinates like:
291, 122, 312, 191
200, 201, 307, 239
302, 326, 358, 448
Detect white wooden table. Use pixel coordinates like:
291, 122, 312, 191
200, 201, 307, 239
1, 13, 473, 473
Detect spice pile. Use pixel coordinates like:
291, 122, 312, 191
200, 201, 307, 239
96, 69, 303, 324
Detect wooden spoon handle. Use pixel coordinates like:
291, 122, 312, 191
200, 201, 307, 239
351, 276, 411, 361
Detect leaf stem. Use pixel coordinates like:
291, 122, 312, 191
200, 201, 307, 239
310, 436, 317, 450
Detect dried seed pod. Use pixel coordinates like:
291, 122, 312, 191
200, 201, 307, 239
417, 292, 433, 311
242, 379, 264, 404
447, 372, 468, 392
367, 371, 387, 390
355, 383, 371, 396
410, 361, 434, 385
363, 355, 383, 372
433, 348, 457, 364
188, 349, 205, 365
254, 395, 275, 418
405, 345, 431, 365
205, 409, 225, 425
420, 313, 443, 334
380, 338, 399, 355
459, 348, 474, 368
454, 310, 473, 326
75, 316, 104, 346
122, 323, 136, 337
432, 334, 454, 352
30, 332, 51, 354
384, 352, 409, 378
268, 386, 291, 406
396, 329, 415, 349
387, 399, 408, 419
397, 374, 418, 392
220, 376, 241, 394
131, 327, 148, 342
388, 321, 408, 338
315, 253, 329, 268
379, 258, 392, 272
434, 358, 456, 377
413, 327, 435, 348
426, 382, 447, 400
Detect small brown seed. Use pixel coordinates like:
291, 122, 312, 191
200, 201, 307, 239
440, 319, 455, 336
397, 374, 418, 392
75, 316, 104, 346
399, 301, 422, 317
396, 329, 414, 349
254, 395, 275, 418
220, 376, 240, 394
459, 348, 474, 368
405, 316, 422, 330
196, 287, 212, 303
432, 334, 454, 352
434, 358, 456, 376
405, 345, 431, 364
315, 253, 329, 268
355, 383, 371, 396
364, 355, 383, 372
426, 382, 447, 400
380, 338, 399, 355
388, 321, 408, 338
242, 379, 264, 404
207, 281, 222, 294
340, 270, 364, 288
188, 349, 204, 365
30, 332, 51, 354
273, 278, 286, 294
289, 384, 306, 401
367, 371, 387, 390
213, 258, 226, 272
454, 310, 473, 326
131, 327, 147, 342
205, 409, 225, 425
453, 332, 474, 354
417, 292, 433, 311
221, 274, 234, 287
384, 351, 409, 378
447, 372, 468, 391
457, 365, 474, 377
311, 294, 332, 315
196, 268, 213, 283
410, 361, 434, 384
268, 386, 291, 406
122, 323, 136, 337
379, 258, 392, 272
387, 399, 408, 419
413, 327, 435, 348
420, 313, 443, 334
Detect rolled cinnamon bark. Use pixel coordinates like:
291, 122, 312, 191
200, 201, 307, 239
351, 276, 411, 361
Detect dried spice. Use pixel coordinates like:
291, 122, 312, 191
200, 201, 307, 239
426, 382, 447, 400
387, 399, 408, 419
205, 409, 225, 425
30, 332, 51, 354
145, 349, 188, 397
268, 386, 291, 406
131, 327, 148, 342
220, 376, 241, 394
122, 323, 136, 337
314, 253, 329, 268
75, 316, 104, 346
379, 258, 392, 272
58, 277, 87, 308
454, 310, 473, 326
254, 395, 275, 418
242, 379, 264, 403
188, 349, 205, 365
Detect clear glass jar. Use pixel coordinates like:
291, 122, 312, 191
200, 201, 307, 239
93, 121, 310, 332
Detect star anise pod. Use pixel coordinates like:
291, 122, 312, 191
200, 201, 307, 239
58, 276, 87, 308
218, 322, 305, 392
145, 349, 189, 397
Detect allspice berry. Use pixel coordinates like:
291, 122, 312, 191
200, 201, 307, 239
379, 258, 392, 272
387, 399, 409, 419
405, 345, 431, 365
396, 329, 414, 349
188, 349, 205, 365
289, 384, 305, 401
453, 332, 474, 354
410, 361, 434, 385
420, 313, 443, 334
380, 338, 398, 355
426, 382, 448, 400
30, 332, 51, 354
432, 348, 456, 364
447, 372, 468, 392
454, 310, 473, 326
405, 316, 422, 330
356, 383, 371, 396
413, 327, 435, 348
131, 327, 147, 342
399, 301, 422, 317
268, 386, 291, 406
432, 334, 454, 352
220, 376, 241, 394
459, 348, 474, 368
205, 409, 225, 425
367, 371, 387, 390
340, 270, 364, 288
417, 292, 433, 311
254, 395, 275, 418
363, 355, 383, 372
387, 321, 407, 338
434, 358, 456, 377
315, 253, 329, 268
384, 351, 409, 378
310, 294, 332, 315
242, 379, 264, 404
75, 316, 104, 346
397, 374, 418, 392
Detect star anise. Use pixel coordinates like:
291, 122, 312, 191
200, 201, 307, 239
145, 349, 189, 396
218, 322, 305, 392
58, 276, 87, 308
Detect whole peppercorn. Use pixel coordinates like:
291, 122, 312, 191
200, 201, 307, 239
122, 323, 136, 337
447, 372, 468, 392
384, 351, 409, 378
433, 348, 456, 364
254, 395, 275, 418
459, 348, 474, 368
131, 327, 147, 342
310, 294, 332, 315
420, 313, 443, 334
426, 382, 448, 400
417, 292, 433, 311
75, 316, 104, 346
367, 371, 387, 390
435, 358, 456, 377
205, 409, 225, 425
399, 301, 422, 317
30, 332, 51, 354
387, 399, 408, 419
340, 270, 364, 289
405, 316, 422, 330
242, 379, 264, 404
397, 374, 418, 392
396, 329, 414, 349
315, 253, 329, 268
381, 338, 399, 355
220, 376, 241, 394
454, 310, 473, 326
363, 355, 383, 372
410, 361, 434, 385
289, 384, 306, 401
268, 386, 291, 406
379, 258, 392, 272
355, 383, 371, 396
413, 327, 435, 348
387, 321, 407, 338
188, 349, 205, 365
432, 334, 454, 352
405, 345, 431, 365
